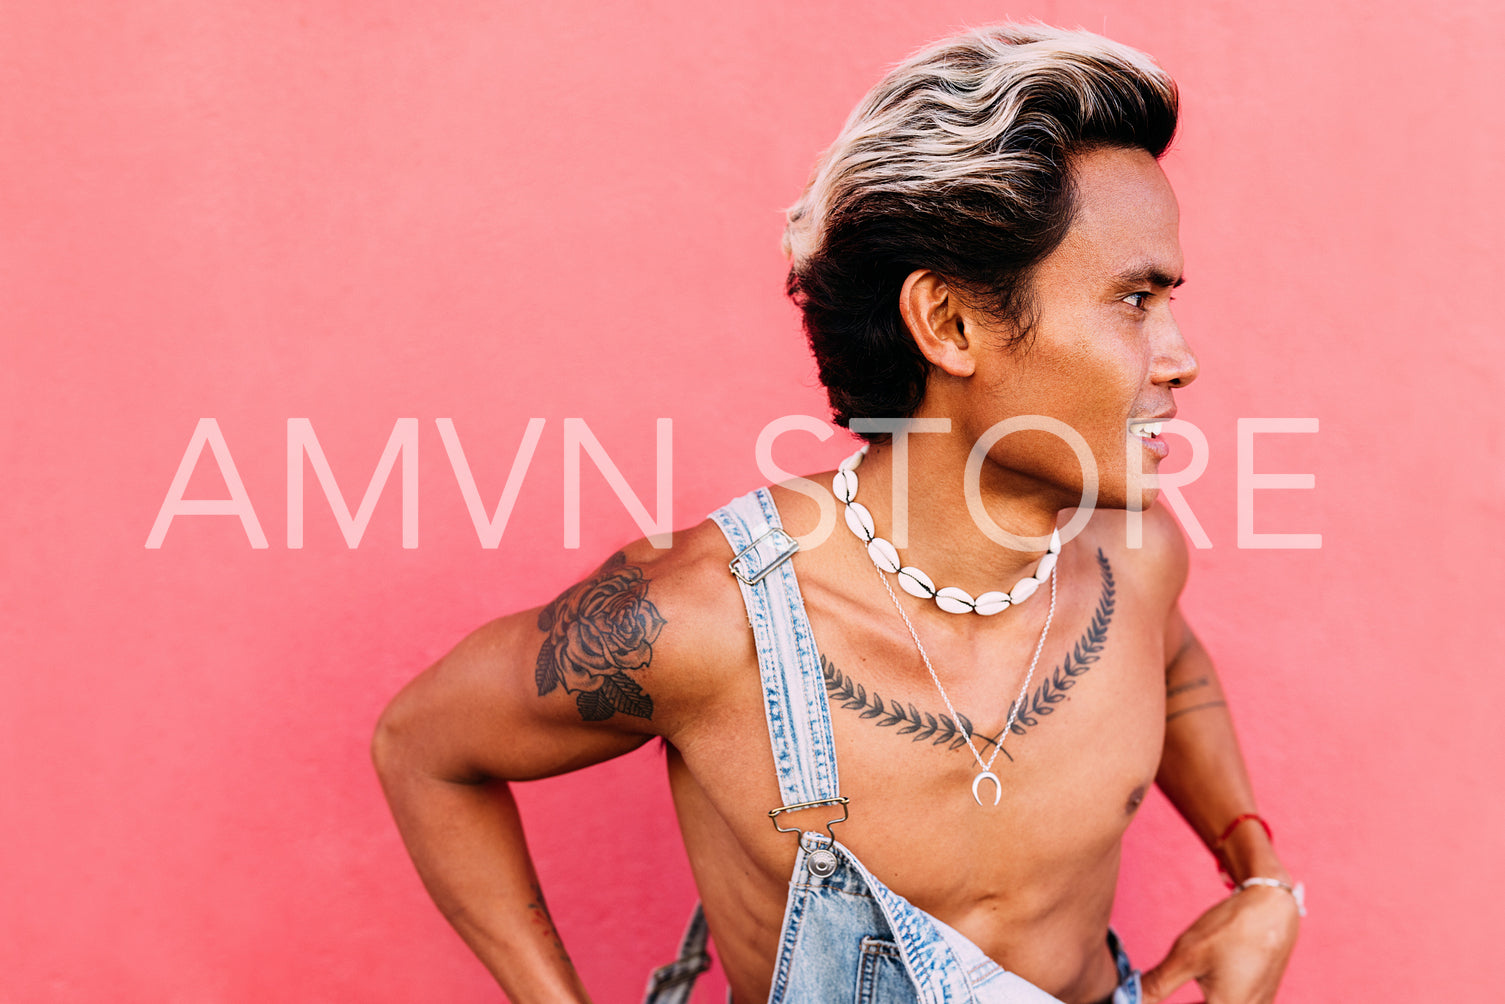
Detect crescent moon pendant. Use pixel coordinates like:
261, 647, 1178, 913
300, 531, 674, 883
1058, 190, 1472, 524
971, 771, 1002, 807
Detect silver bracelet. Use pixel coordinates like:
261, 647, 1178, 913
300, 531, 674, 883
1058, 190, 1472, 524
1234, 876, 1307, 917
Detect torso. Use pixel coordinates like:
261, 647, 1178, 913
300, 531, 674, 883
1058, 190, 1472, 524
642, 483, 1179, 1004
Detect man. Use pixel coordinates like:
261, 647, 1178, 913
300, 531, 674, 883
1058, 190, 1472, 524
373, 24, 1301, 1003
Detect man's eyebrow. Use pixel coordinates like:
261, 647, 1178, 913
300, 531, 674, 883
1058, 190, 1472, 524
1112, 265, 1186, 289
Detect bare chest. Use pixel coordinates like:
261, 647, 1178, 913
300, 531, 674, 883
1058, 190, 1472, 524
817, 573, 1165, 899
671, 544, 1167, 900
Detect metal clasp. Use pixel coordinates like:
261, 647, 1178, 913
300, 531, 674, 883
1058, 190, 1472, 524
768, 795, 850, 843
729, 526, 800, 585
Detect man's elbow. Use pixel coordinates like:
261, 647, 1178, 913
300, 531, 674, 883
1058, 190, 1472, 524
371, 682, 491, 791
370, 691, 418, 786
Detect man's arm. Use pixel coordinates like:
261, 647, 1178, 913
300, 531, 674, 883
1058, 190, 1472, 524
1137, 510, 1301, 1004
1159, 622, 1291, 888
371, 550, 670, 1002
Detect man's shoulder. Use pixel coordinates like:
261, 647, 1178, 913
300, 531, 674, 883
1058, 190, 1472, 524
620, 514, 742, 595
610, 515, 759, 711
621, 484, 812, 614
1078, 501, 1189, 602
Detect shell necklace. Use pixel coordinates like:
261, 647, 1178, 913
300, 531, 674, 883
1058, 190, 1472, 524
834, 445, 1061, 615
833, 445, 1060, 806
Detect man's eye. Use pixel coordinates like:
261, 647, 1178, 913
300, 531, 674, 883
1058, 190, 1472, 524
1123, 291, 1151, 310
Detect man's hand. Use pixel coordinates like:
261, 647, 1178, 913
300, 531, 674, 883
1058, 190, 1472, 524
1140, 885, 1300, 1004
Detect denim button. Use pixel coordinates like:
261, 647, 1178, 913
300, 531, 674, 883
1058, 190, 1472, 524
807, 849, 838, 877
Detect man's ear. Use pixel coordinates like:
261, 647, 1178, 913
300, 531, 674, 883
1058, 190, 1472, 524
898, 269, 976, 378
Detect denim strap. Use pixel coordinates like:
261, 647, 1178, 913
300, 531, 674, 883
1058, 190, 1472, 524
708, 488, 841, 807
640, 902, 711, 1004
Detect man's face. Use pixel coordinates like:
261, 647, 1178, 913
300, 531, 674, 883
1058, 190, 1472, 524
964, 144, 1197, 511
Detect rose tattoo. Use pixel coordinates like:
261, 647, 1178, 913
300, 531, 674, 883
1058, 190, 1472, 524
535, 553, 666, 721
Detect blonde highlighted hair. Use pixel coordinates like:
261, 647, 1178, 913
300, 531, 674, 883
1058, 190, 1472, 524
784, 24, 1178, 434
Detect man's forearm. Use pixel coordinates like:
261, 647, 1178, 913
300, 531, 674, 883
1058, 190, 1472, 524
373, 740, 593, 1002
1156, 633, 1288, 884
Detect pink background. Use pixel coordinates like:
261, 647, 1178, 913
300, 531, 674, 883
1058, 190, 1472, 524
4, 1, 1500, 1001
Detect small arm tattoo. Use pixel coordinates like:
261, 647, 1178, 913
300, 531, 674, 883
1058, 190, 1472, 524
1165, 699, 1228, 723
535, 552, 665, 722
1167, 675, 1210, 698
524, 880, 571, 964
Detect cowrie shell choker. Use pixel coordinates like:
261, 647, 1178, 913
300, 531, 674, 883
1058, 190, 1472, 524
833, 444, 1062, 616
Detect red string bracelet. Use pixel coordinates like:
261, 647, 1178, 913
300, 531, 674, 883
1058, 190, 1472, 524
1214, 812, 1273, 851
1212, 813, 1274, 887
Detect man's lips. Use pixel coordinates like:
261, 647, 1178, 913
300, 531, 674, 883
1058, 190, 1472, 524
1129, 411, 1175, 459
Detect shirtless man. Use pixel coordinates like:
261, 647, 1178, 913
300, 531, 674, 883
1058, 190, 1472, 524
373, 24, 1301, 1004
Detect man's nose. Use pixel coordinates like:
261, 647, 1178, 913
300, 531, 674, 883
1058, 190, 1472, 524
1156, 322, 1199, 389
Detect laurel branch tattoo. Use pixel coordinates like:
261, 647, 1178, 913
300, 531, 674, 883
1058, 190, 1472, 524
822, 655, 984, 752
823, 549, 1116, 758
1005, 549, 1116, 736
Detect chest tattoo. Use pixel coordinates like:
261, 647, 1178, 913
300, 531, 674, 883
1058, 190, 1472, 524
822, 549, 1116, 759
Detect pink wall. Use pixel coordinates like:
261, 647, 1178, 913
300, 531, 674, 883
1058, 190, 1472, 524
4, 2, 1500, 1000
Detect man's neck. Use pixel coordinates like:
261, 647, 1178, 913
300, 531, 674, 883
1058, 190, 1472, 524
848, 439, 1065, 593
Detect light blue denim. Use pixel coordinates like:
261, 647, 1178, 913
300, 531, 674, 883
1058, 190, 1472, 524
644, 488, 1141, 1004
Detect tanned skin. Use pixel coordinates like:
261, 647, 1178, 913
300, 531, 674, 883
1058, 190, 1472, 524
372, 147, 1299, 1003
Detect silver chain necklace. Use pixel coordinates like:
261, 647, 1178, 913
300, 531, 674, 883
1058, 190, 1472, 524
838, 443, 1061, 806
875, 562, 1058, 806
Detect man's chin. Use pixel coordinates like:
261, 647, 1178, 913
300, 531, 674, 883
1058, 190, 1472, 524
1090, 485, 1158, 514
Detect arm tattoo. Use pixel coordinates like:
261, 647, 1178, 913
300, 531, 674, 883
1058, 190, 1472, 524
535, 552, 665, 722
524, 880, 571, 964
1167, 676, 1210, 699
823, 549, 1117, 760
1165, 700, 1228, 723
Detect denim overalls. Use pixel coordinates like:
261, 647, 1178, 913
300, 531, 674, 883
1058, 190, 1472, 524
644, 488, 1142, 1004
